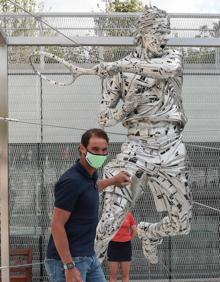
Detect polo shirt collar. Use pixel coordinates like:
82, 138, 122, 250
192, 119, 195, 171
74, 159, 98, 181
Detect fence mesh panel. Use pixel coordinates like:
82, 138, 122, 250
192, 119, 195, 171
1, 13, 220, 38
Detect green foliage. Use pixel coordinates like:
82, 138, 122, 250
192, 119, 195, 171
107, 0, 144, 12
211, 21, 220, 37
0, 0, 44, 37
61, 46, 100, 64
1, 0, 97, 65
186, 21, 220, 64
184, 48, 215, 64
0, 0, 60, 64
103, 0, 144, 36
0, 0, 43, 13
95, 0, 144, 62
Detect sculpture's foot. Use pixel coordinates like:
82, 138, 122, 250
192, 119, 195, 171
137, 222, 162, 264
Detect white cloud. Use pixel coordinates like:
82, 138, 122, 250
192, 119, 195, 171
43, 0, 220, 13
147, 0, 220, 13
44, 0, 102, 12
199, 0, 220, 13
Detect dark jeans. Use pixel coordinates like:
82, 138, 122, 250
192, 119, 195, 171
44, 255, 106, 282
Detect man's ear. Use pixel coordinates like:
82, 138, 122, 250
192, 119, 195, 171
79, 144, 86, 156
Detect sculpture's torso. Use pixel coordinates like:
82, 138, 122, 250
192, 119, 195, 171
99, 50, 187, 146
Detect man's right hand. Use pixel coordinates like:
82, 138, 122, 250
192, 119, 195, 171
65, 268, 83, 282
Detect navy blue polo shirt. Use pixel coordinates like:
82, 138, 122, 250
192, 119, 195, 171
46, 160, 99, 259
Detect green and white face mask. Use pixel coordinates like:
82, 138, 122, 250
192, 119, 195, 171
85, 151, 108, 169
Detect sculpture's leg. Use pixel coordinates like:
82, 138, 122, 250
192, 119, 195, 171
137, 170, 192, 264
95, 161, 146, 264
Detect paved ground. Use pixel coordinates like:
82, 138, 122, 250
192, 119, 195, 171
129, 279, 220, 282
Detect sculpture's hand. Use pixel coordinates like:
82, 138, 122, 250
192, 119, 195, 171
98, 85, 143, 127
111, 171, 131, 187
98, 108, 119, 127
69, 64, 96, 81
69, 64, 82, 79
93, 63, 121, 78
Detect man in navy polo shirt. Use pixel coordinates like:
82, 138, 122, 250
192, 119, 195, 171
44, 128, 131, 282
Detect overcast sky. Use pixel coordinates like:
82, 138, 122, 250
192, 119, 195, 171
43, 0, 220, 13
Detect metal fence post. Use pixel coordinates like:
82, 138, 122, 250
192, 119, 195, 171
0, 34, 10, 282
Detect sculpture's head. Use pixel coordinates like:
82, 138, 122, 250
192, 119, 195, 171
134, 5, 170, 56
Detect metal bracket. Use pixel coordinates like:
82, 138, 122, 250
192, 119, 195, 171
0, 30, 7, 46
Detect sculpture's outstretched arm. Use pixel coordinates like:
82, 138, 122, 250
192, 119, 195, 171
95, 50, 183, 79
30, 50, 183, 87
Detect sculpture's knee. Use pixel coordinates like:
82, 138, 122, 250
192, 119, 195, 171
163, 215, 181, 235
167, 211, 192, 236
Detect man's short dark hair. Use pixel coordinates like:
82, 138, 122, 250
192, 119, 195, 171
81, 128, 109, 148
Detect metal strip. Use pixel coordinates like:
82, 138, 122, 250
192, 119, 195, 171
0, 30, 7, 45
6, 36, 220, 47
0, 45, 9, 282
0, 12, 220, 18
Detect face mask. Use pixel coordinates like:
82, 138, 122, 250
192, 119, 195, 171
85, 151, 108, 169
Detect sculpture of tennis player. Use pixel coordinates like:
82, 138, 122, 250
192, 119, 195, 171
30, 5, 192, 264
